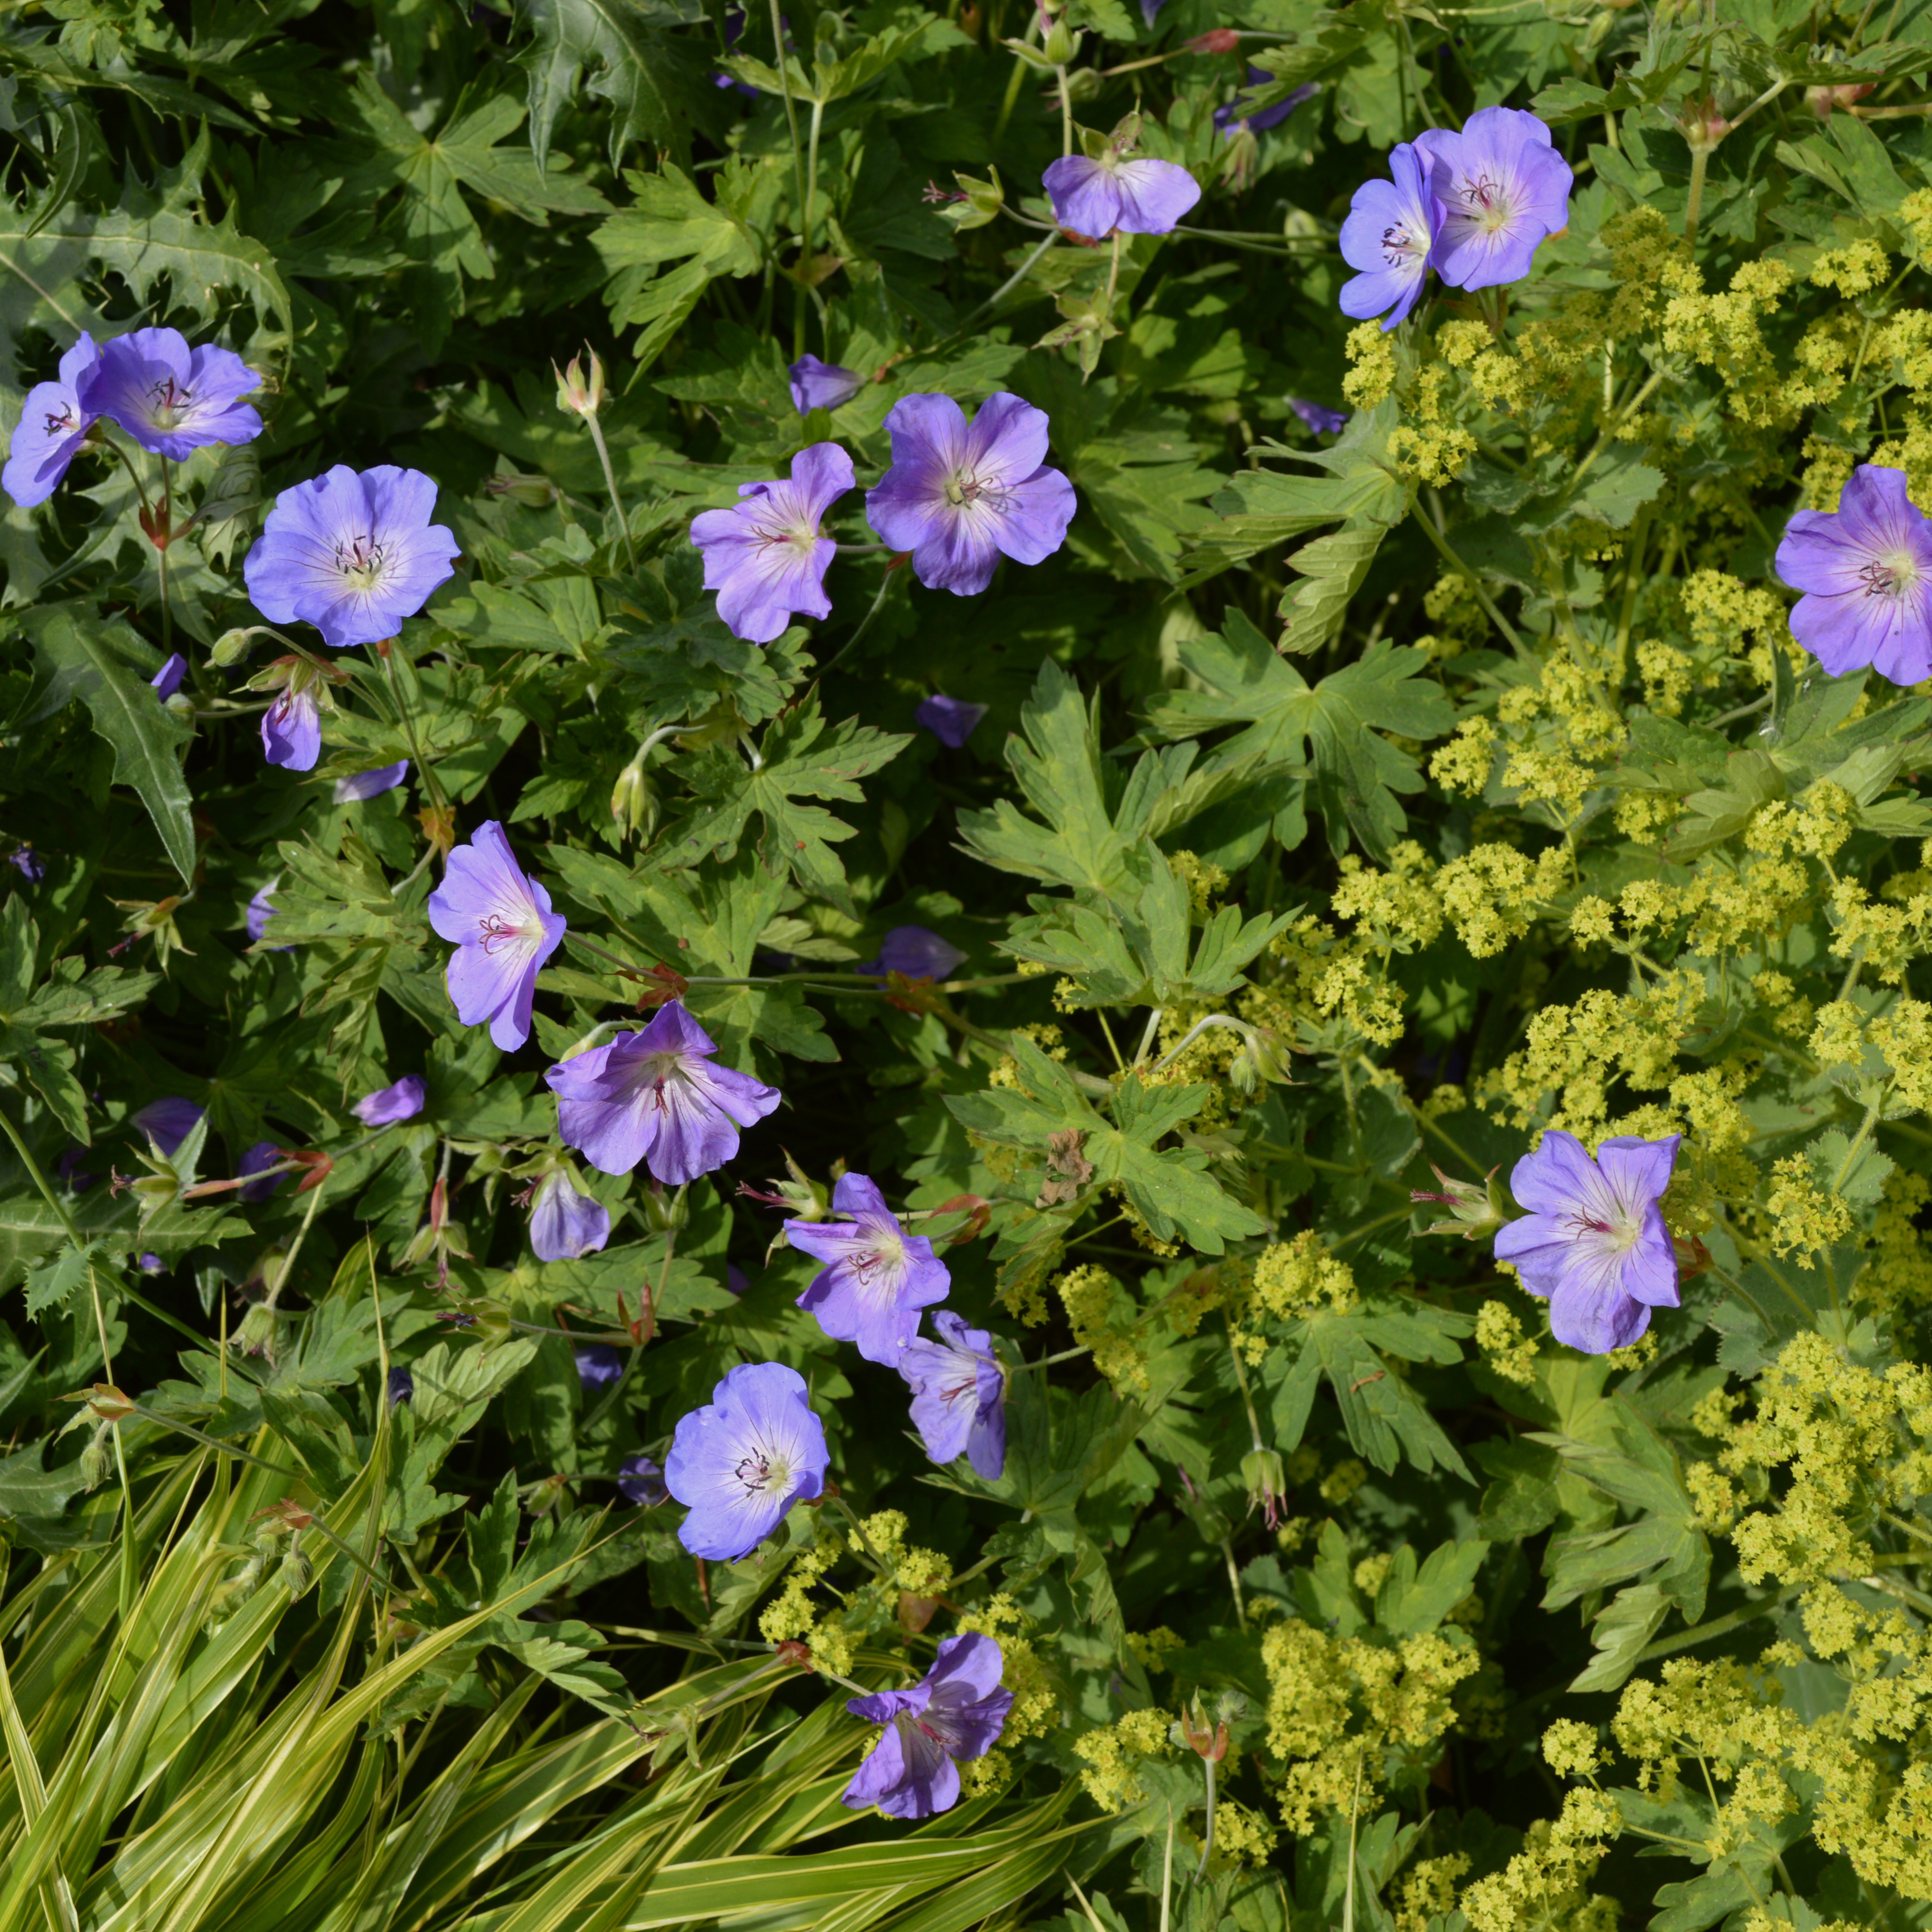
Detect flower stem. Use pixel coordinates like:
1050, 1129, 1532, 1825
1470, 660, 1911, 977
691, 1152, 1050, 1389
954, 229, 1059, 334
583, 412, 638, 571
156, 455, 172, 657
1055, 64, 1073, 155
379, 642, 449, 820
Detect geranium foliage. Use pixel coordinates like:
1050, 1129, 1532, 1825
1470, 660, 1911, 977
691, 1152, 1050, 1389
7, 1, 1932, 1930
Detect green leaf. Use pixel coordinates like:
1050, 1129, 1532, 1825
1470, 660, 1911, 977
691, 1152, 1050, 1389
515, 0, 696, 170
1146, 612, 1455, 861
662, 694, 909, 916
947, 1039, 1264, 1252
1278, 521, 1387, 654
27, 609, 196, 886
1569, 1582, 1672, 1694
1374, 1538, 1488, 1636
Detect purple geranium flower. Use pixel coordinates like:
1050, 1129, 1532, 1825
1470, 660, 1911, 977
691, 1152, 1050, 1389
576, 1343, 625, 1390
151, 653, 186, 701
899, 1311, 1006, 1478
261, 680, 321, 772
3, 334, 99, 508
726, 1262, 750, 1295
238, 1141, 285, 1203
531, 1170, 611, 1261
866, 394, 1076, 597
1339, 142, 1444, 330
335, 761, 409, 803
1215, 73, 1317, 138
1291, 398, 1349, 435
618, 1453, 669, 1506
1043, 150, 1200, 237
915, 694, 986, 748
246, 884, 280, 945
387, 1365, 415, 1406
131, 1098, 204, 1158
1492, 1130, 1681, 1354
546, 1000, 781, 1184
243, 465, 461, 650
690, 442, 854, 644
1413, 105, 1573, 293
354, 1075, 425, 1127
1775, 465, 1932, 683
786, 1172, 951, 1365
790, 355, 865, 414
138, 1251, 166, 1275
666, 1361, 829, 1561
82, 327, 262, 460
427, 822, 568, 1051
55, 1149, 94, 1191
842, 1633, 1014, 1819
860, 926, 966, 980
9, 847, 45, 883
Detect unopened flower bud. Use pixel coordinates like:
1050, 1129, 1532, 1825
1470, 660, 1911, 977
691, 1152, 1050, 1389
78, 1429, 112, 1490
277, 1538, 314, 1599
1807, 81, 1874, 117
1042, 17, 1080, 63
1240, 1447, 1288, 1530
212, 627, 256, 667
554, 347, 606, 418
233, 1302, 279, 1360
486, 469, 561, 508
1187, 27, 1240, 51
1411, 1165, 1506, 1241
641, 1180, 689, 1233
611, 757, 658, 841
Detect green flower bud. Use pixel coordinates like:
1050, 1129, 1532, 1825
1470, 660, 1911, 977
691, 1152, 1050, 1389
1411, 1165, 1507, 1242
1042, 18, 1080, 64
211, 628, 256, 667
554, 347, 607, 418
611, 757, 659, 841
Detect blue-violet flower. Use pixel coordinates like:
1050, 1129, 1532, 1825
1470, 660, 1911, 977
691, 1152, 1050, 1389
244, 465, 460, 650
789, 355, 865, 414
3, 334, 99, 508
1414, 105, 1572, 292
531, 1170, 612, 1261
899, 1311, 1006, 1478
547, 1001, 781, 1184
1338, 142, 1443, 329
1492, 1130, 1680, 1353
842, 1633, 1013, 1818
335, 761, 409, 803
83, 327, 262, 459
1043, 148, 1200, 237
786, 1172, 951, 1365
914, 693, 986, 747
861, 926, 966, 980
1775, 464, 1932, 683
354, 1075, 425, 1127
666, 1361, 828, 1561
131, 1098, 204, 1158
427, 822, 567, 1051
690, 442, 854, 644
866, 393, 1075, 596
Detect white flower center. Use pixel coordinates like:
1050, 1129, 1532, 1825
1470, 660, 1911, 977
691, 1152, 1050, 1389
1460, 171, 1513, 235
146, 376, 192, 428
476, 911, 527, 955
735, 1446, 790, 1495
335, 533, 389, 590
1860, 549, 1919, 599
1564, 1205, 1641, 1255
944, 472, 1011, 512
